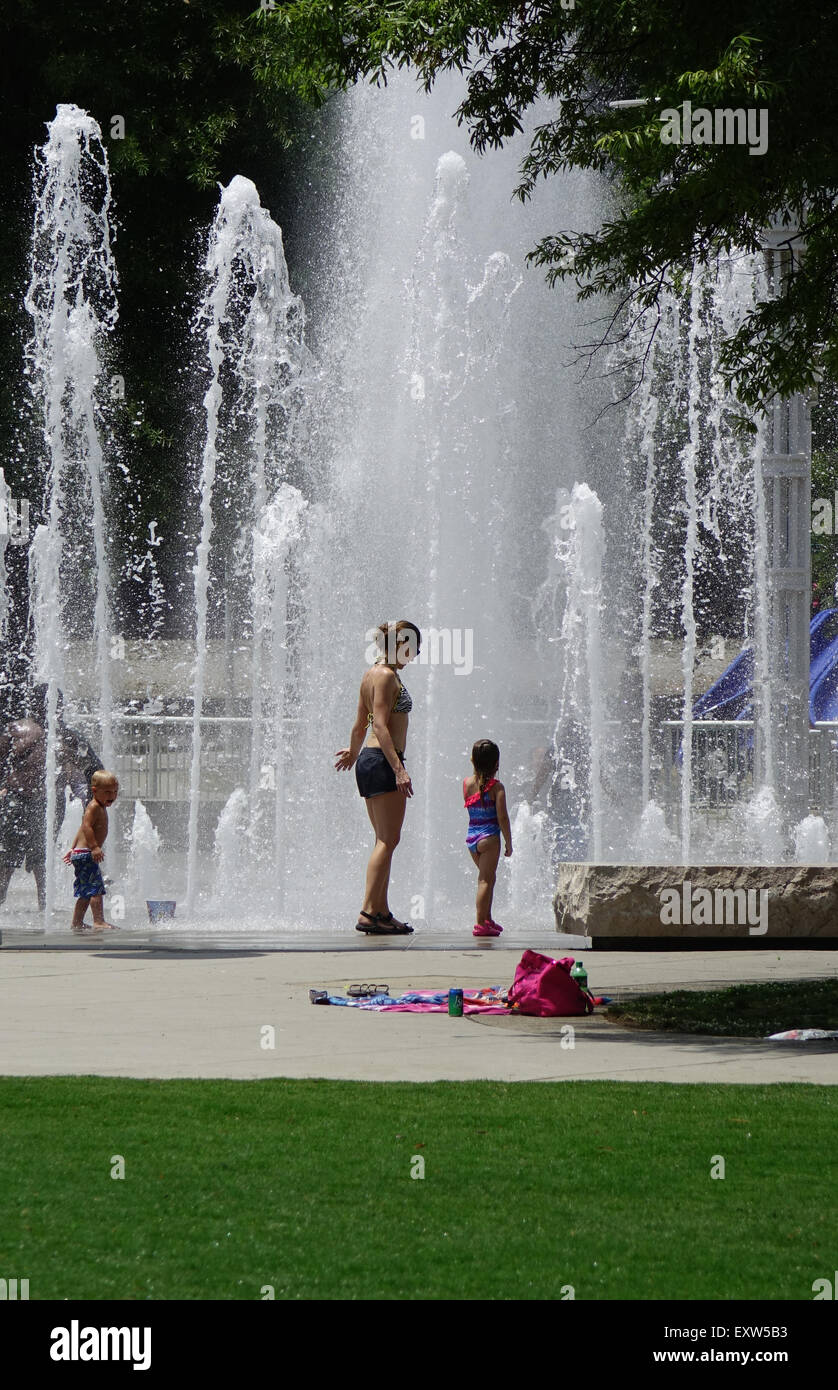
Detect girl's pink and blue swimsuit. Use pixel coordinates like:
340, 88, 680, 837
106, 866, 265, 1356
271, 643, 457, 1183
464, 777, 501, 850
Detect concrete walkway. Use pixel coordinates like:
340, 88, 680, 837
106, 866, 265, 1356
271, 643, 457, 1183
1, 937, 836, 1083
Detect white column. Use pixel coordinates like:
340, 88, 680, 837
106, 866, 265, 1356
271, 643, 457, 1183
758, 222, 811, 826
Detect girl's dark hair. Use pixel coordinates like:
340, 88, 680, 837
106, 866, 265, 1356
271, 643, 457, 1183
471, 739, 499, 801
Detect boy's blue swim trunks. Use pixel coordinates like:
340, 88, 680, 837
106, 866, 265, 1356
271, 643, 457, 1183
71, 849, 106, 899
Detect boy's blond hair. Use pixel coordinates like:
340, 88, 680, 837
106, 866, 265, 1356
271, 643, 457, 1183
91, 770, 119, 792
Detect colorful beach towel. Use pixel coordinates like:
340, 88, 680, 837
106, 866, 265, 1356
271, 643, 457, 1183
311, 987, 509, 1014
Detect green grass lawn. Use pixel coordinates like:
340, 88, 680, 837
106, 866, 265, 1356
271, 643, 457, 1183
0, 1077, 833, 1301
606, 978, 838, 1037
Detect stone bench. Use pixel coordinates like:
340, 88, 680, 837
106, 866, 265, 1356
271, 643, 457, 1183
554, 863, 838, 947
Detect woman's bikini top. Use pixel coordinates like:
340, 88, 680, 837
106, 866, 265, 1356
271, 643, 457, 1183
367, 671, 413, 727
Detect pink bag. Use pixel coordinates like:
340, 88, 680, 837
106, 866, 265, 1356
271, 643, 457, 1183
507, 950, 594, 1017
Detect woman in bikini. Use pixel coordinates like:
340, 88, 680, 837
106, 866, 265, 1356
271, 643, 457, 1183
335, 620, 420, 935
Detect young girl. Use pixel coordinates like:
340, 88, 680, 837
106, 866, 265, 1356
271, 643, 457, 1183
463, 739, 512, 937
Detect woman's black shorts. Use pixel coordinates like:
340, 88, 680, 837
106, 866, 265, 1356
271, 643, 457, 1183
355, 747, 406, 798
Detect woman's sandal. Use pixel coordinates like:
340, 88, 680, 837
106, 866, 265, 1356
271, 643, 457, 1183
355, 911, 380, 934
355, 910, 414, 936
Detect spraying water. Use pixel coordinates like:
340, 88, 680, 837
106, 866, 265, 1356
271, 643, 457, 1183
635, 801, 680, 862
507, 802, 551, 921
213, 787, 249, 905
186, 176, 313, 911
11, 88, 809, 932
126, 800, 162, 906
678, 275, 703, 862
0, 469, 11, 643
592, 250, 770, 865
535, 483, 606, 865
739, 785, 786, 861
792, 814, 830, 864
24, 104, 118, 918
270, 70, 598, 929
249, 483, 307, 887
635, 334, 662, 810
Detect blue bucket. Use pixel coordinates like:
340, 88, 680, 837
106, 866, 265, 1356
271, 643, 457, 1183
146, 899, 176, 924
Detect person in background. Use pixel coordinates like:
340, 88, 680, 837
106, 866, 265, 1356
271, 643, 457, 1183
0, 687, 104, 912
28, 684, 104, 806
0, 718, 48, 909
531, 730, 591, 867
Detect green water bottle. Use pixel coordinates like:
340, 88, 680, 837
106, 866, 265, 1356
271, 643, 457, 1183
571, 960, 588, 992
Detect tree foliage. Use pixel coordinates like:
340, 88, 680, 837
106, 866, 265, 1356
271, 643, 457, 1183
256, 0, 838, 408
0, 0, 304, 187
0, 0, 314, 631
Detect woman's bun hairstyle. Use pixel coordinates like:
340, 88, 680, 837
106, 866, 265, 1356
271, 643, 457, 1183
375, 619, 421, 664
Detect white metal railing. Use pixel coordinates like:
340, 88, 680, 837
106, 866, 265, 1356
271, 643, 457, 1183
72, 712, 838, 815
810, 722, 838, 814
660, 719, 837, 815
661, 720, 755, 810
83, 716, 254, 803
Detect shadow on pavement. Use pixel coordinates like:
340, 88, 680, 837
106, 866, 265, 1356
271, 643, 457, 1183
468, 1014, 838, 1054
90, 950, 272, 961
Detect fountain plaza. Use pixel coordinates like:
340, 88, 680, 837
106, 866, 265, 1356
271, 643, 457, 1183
2, 86, 837, 951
